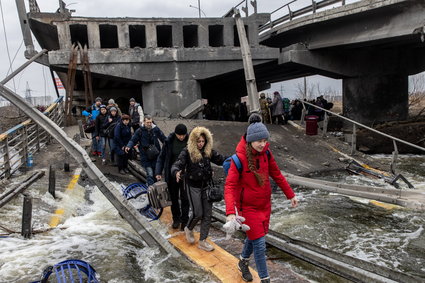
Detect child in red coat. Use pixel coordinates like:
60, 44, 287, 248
224, 122, 298, 283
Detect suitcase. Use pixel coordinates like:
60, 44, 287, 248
148, 181, 172, 209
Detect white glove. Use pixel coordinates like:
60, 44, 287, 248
223, 215, 250, 240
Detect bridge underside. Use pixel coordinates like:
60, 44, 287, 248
258, 0, 425, 125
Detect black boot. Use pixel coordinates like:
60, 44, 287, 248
172, 221, 180, 229
238, 257, 253, 282
260, 277, 270, 283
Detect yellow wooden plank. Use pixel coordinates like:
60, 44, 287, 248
161, 207, 260, 283
48, 168, 82, 227
369, 200, 402, 210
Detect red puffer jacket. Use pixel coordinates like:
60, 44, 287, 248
224, 136, 295, 240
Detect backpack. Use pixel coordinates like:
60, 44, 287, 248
223, 150, 270, 176
223, 154, 243, 176
105, 121, 118, 138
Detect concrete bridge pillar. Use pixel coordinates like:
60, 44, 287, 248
343, 75, 408, 126
142, 79, 200, 118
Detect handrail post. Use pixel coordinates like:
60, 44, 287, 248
351, 124, 357, 155
250, 0, 257, 14
300, 102, 306, 125
288, 5, 293, 21
322, 112, 329, 137
22, 126, 29, 168
35, 123, 41, 151
312, 0, 317, 13
3, 139, 11, 178
390, 140, 398, 174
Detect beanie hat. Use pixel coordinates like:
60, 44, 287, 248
175, 124, 188, 135
129, 97, 136, 102
121, 114, 130, 120
95, 97, 102, 102
110, 106, 117, 112
108, 99, 115, 104
246, 122, 270, 142
248, 113, 262, 124
100, 104, 107, 109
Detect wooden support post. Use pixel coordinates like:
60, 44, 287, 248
48, 165, 56, 198
64, 149, 70, 172
21, 194, 32, 239
351, 124, 357, 155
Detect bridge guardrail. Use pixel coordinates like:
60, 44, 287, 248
0, 96, 64, 179
258, 0, 348, 33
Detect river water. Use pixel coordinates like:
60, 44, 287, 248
0, 179, 217, 283
0, 155, 424, 282
269, 154, 425, 281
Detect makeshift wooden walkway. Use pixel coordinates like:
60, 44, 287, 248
160, 207, 260, 283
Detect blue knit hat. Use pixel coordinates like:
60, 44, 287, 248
246, 122, 270, 142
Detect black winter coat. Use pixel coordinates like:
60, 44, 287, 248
94, 113, 108, 137
171, 148, 225, 188
155, 132, 189, 183
127, 125, 166, 167
103, 114, 121, 138
113, 121, 132, 155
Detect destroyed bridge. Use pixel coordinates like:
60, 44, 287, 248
16, 0, 425, 125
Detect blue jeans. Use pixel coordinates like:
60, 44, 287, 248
145, 166, 154, 185
91, 133, 101, 152
241, 236, 268, 279
99, 137, 107, 159
107, 138, 115, 162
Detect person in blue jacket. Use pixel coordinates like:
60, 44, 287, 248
114, 114, 132, 175
125, 115, 166, 185
82, 97, 102, 156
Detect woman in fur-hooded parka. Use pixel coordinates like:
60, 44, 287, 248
171, 126, 226, 250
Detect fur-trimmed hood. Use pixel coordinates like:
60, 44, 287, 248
187, 126, 213, 163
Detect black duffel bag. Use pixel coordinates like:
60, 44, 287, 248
145, 144, 159, 160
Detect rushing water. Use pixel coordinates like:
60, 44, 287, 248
0, 180, 217, 283
1, 155, 424, 282
269, 154, 425, 280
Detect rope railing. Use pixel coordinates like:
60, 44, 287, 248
0, 96, 64, 179
300, 100, 425, 153
299, 100, 425, 175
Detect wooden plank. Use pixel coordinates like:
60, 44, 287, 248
161, 207, 261, 283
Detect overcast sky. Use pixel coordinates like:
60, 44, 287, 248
0, 0, 362, 101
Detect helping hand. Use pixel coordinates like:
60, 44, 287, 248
290, 196, 298, 208
176, 170, 182, 182
223, 214, 250, 240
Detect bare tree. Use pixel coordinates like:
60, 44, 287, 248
409, 73, 425, 117
295, 79, 315, 100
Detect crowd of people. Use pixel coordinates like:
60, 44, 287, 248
202, 92, 333, 125
82, 97, 299, 282
260, 92, 334, 124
